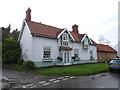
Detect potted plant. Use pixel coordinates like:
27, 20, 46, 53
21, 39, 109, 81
72, 56, 76, 60
57, 56, 63, 61
90, 56, 94, 60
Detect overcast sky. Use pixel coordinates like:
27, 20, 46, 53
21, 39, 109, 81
0, 0, 119, 46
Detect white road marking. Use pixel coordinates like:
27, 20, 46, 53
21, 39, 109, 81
24, 84, 34, 87
100, 86, 104, 88
65, 76, 69, 77
49, 79, 56, 81
58, 77, 64, 79
30, 85, 37, 88
53, 80, 60, 83
2, 76, 11, 81
22, 86, 26, 88
22, 84, 35, 88
38, 81, 46, 84
62, 78, 68, 81
22, 86, 27, 88
69, 76, 76, 79
43, 82, 51, 86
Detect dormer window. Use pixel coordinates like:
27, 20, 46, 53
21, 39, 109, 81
82, 38, 89, 50
62, 33, 69, 46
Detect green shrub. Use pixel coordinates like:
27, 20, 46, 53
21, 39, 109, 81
2, 37, 21, 64
18, 59, 24, 65
23, 60, 35, 70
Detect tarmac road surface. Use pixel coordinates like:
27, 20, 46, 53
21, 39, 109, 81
2, 68, 120, 88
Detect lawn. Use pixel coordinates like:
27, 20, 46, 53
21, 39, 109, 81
33, 63, 109, 76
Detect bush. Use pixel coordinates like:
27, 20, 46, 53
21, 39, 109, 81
23, 60, 35, 70
2, 37, 21, 64
18, 59, 24, 65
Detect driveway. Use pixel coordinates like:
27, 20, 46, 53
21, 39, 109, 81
2, 68, 120, 88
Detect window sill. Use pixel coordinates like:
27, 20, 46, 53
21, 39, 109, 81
43, 59, 53, 62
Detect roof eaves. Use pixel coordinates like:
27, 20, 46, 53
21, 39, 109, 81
97, 50, 117, 53
31, 33, 57, 39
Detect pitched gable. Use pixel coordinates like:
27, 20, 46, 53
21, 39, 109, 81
57, 28, 74, 41
70, 31, 85, 42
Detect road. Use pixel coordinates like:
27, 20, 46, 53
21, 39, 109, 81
2, 68, 120, 88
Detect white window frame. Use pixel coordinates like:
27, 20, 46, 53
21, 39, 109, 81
62, 33, 69, 46
82, 38, 89, 50
43, 47, 52, 61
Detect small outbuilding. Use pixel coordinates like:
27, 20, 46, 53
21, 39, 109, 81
97, 44, 117, 62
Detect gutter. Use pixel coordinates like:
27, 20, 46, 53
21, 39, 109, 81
31, 33, 57, 40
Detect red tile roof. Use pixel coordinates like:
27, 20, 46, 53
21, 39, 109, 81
90, 39, 97, 45
70, 31, 85, 42
27, 21, 63, 38
97, 44, 117, 53
26, 20, 97, 44
70, 32, 97, 45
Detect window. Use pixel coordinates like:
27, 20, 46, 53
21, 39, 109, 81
90, 50, 93, 57
74, 49, 79, 57
43, 48, 51, 59
82, 38, 89, 50
63, 33, 68, 40
62, 33, 69, 46
84, 38, 88, 44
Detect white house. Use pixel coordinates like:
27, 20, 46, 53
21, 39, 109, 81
18, 8, 98, 67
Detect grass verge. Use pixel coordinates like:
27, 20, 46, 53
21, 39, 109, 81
33, 63, 109, 76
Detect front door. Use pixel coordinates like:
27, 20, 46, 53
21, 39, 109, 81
63, 51, 70, 65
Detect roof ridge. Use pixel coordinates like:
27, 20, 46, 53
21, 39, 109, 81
31, 21, 62, 30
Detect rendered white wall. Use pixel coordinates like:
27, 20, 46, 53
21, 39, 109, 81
69, 42, 97, 60
20, 23, 33, 61
89, 45, 97, 59
32, 37, 59, 62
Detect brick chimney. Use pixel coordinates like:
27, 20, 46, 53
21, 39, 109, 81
26, 8, 31, 22
72, 24, 78, 34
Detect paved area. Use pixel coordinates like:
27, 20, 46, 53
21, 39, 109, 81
2, 68, 120, 88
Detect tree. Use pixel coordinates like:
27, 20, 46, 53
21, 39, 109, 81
0, 28, 2, 43
2, 24, 11, 42
10, 28, 20, 40
2, 37, 21, 64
